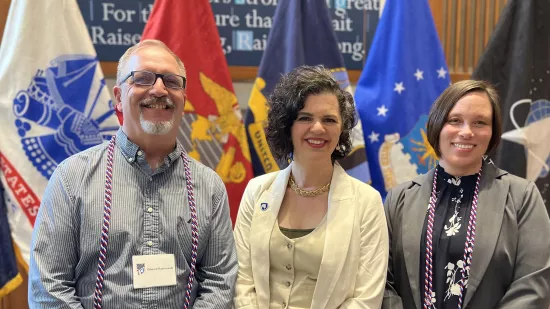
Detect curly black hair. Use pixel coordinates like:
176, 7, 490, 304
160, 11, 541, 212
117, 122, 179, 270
265, 65, 357, 163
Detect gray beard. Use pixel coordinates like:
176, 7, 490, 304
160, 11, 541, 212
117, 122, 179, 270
140, 111, 174, 135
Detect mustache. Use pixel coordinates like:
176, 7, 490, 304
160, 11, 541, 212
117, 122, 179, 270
139, 97, 175, 108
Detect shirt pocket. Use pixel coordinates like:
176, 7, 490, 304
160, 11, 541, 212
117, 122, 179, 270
175, 215, 192, 278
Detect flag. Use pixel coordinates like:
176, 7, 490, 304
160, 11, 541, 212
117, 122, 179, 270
0, 0, 119, 271
0, 183, 22, 298
245, 0, 371, 183
355, 0, 450, 197
141, 0, 253, 221
472, 0, 550, 209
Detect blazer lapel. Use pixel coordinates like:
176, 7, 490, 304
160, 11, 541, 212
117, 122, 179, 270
311, 164, 354, 309
249, 165, 292, 309
402, 169, 435, 309
463, 162, 508, 307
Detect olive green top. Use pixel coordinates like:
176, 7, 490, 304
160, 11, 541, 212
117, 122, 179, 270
278, 226, 315, 239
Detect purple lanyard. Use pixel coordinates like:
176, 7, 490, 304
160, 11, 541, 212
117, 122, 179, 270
92, 136, 199, 309
423, 167, 482, 309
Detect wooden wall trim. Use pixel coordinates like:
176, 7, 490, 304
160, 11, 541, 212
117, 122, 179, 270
0, 0, 11, 45
99, 63, 364, 83
1, 0, 480, 83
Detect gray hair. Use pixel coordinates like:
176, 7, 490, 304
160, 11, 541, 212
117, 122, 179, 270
116, 39, 187, 85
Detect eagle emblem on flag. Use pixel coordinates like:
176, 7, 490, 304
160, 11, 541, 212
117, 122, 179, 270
12, 55, 119, 179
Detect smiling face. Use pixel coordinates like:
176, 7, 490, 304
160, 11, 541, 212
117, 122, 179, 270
113, 45, 186, 140
290, 92, 342, 163
438, 91, 493, 175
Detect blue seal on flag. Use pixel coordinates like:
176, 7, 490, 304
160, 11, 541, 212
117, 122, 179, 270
12, 55, 119, 179
378, 115, 438, 191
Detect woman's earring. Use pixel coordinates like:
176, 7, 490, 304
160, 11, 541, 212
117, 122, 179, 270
288, 152, 293, 164
336, 144, 341, 151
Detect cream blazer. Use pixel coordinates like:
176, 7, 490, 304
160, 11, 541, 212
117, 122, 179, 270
233, 163, 389, 309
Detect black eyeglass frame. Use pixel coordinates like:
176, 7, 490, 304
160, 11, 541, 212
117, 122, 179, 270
120, 70, 187, 89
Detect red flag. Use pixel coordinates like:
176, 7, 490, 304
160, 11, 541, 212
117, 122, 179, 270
141, 0, 253, 222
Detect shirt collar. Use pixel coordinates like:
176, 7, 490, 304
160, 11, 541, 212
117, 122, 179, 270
115, 128, 182, 166
436, 164, 479, 188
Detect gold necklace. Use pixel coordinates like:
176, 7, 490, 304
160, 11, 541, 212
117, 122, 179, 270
288, 174, 330, 197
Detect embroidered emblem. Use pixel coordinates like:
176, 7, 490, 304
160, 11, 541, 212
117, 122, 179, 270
378, 115, 438, 191
12, 55, 118, 178
260, 202, 268, 211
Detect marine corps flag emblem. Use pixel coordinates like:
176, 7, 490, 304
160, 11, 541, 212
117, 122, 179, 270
141, 0, 253, 221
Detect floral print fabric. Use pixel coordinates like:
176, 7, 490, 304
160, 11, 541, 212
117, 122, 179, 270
420, 165, 478, 309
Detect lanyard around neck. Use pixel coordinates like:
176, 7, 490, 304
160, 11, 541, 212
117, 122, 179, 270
423, 167, 482, 309
92, 136, 199, 309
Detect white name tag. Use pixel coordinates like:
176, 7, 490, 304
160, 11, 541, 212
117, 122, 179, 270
132, 254, 177, 289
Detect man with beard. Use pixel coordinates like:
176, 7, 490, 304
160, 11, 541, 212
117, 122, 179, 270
28, 40, 237, 309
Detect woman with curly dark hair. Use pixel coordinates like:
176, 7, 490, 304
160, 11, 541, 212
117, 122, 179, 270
233, 65, 388, 309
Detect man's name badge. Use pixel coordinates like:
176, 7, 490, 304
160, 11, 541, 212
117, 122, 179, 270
132, 254, 177, 289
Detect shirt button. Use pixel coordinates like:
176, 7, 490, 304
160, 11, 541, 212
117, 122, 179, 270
285, 281, 291, 287
137, 150, 143, 156
147, 241, 153, 247
282, 302, 286, 307
286, 264, 292, 270
287, 243, 292, 249
147, 207, 153, 213
128, 157, 134, 162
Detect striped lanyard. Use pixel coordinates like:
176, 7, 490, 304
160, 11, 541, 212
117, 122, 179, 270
423, 166, 482, 309
92, 136, 199, 309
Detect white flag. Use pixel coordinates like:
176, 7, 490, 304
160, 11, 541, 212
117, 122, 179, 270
0, 0, 119, 266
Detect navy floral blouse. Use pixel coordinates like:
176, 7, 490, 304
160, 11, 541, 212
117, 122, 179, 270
419, 165, 479, 309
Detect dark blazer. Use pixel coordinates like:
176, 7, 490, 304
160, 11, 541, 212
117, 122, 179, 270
382, 161, 550, 309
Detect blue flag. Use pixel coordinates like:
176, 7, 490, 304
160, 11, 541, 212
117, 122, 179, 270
0, 183, 22, 298
245, 0, 370, 182
355, 0, 450, 197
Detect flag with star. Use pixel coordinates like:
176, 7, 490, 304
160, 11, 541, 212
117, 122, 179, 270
355, 0, 450, 197
141, 0, 253, 222
245, 0, 371, 183
472, 0, 550, 209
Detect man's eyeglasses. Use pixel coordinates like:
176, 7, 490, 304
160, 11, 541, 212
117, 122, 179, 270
120, 70, 187, 89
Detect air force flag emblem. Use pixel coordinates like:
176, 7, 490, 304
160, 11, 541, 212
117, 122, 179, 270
12, 55, 119, 178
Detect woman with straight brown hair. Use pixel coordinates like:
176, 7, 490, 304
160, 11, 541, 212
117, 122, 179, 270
383, 80, 550, 309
